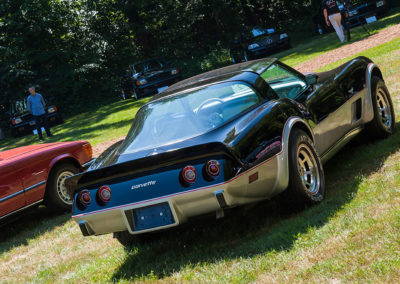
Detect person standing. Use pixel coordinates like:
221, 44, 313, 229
322, 0, 345, 43
27, 86, 53, 141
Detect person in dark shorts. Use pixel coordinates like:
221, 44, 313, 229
322, 0, 345, 43
27, 86, 53, 141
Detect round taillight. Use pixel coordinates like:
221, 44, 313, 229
205, 160, 220, 178
98, 185, 111, 202
182, 166, 197, 183
78, 190, 91, 206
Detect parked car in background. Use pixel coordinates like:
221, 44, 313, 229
230, 27, 290, 63
346, 0, 389, 27
0, 141, 93, 222
121, 58, 182, 99
5, 98, 63, 137
67, 56, 394, 246
313, 0, 389, 34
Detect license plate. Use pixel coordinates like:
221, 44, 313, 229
29, 121, 36, 126
366, 16, 377, 23
157, 86, 168, 93
133, 202, 174, 231
376, 1, 384, 7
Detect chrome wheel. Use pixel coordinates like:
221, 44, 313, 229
56, 171, 74, 205
376, 88, 392, 130
297, 144, 320, 195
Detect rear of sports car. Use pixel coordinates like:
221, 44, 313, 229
70, 144, 241, 236
70, 140, 282, 236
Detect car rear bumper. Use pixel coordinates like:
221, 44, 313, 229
73, 154, 282, 236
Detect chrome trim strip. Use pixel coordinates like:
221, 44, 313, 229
0, 180, 46, 203
0, 189, 24, 203
25, 180, 46, 193
0, 199, 43, 220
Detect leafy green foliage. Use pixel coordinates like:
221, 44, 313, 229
0, 0, 375, 122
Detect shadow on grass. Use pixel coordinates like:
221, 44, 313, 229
0, 206, 70, 255
112, 122, 400, 281
0, 98, 147, 151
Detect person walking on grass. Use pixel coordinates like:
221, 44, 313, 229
322, 0, 345, 43
27, 86, 53, 141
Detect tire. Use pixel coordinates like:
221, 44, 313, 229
365, 76, 395, 139
113, 230, 145, 247
45, 163, 80, 213
282, 129, 325, 207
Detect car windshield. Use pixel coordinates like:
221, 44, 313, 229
251, 27, 275, 37
133, 59, 165, 73
119, 82, 263, 154
10, 99, 29, 115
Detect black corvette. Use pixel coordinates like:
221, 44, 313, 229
67, 56, 394, 245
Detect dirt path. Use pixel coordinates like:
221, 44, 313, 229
295, 23, 400, 72
92, 24, 400, 157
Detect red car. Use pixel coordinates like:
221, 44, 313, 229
0, 141, 93, 221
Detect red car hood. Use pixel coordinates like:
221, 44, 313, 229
0, 142, 86, 162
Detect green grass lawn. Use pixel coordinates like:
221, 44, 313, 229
1, 10, 400, 284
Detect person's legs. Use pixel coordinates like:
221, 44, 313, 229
34, 115, 43, 140
329, 13, 345, 43
41, 114, 52, 137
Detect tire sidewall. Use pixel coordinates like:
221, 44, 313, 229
46, 163, 79, 212
371, 78, 395, 135
288, 129, 325, 204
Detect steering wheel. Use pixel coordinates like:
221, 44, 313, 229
196, 98, 224, 129
196, 98, 224, 114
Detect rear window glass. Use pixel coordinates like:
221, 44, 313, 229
120, 82, 263, 154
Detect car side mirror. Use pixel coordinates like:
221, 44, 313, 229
305, 74, 318, 85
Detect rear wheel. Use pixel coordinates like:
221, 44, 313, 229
45, 163, 80, 212
365, 76, 395, 139
281, 129, 325, 207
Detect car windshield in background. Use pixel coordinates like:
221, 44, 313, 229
120, 82, 263, 154
251, 27, 275, 37
11, 99, 29, 114
133, 59, 165, 73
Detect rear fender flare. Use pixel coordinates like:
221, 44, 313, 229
274, 116, 314, 194
364, 63, 383, 123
